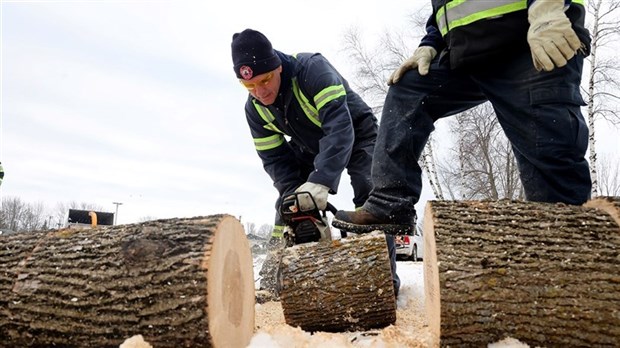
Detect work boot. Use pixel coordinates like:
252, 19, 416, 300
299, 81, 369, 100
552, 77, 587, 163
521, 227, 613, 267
332, 209, 414, 234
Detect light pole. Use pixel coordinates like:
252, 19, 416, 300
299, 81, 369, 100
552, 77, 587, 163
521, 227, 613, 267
112, 202, 123, 225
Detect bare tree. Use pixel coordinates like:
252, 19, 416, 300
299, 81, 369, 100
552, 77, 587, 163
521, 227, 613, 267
257, 223, 273, 239
0, 196, 27, 231
139, 216, 159, 222
342, 6, 446, 199
245, 222, 257, 236
342, 11, 429, 115
21, 201, 47, 232
597, 154, 620, 196
439, 104, 523, 200
0, 196, 48, 232
583, 0, 620, 196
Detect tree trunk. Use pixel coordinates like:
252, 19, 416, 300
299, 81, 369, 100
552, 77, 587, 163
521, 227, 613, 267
279, 232, 396, 332
0, 215, 255, 348
423, 199, 620, 347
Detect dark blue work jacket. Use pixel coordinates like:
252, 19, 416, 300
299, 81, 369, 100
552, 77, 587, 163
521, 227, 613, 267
243, 51, 378, 197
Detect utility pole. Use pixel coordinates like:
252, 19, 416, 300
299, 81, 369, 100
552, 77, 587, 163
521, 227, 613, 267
112, 202, 123, 225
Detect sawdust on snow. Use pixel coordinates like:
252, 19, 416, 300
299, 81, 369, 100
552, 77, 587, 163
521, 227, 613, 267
252, 293, 435, 347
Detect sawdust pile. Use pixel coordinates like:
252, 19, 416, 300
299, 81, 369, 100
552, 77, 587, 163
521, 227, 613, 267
251, 293, 436, 347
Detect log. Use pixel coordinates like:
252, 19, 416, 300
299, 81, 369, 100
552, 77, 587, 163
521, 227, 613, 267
0, 215, 255, 348
423, 199, 620, 347
584, 196, 620, 229
279, 231, 396, 332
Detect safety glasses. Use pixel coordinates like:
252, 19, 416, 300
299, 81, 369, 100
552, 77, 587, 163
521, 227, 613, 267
239, 71, 275, 90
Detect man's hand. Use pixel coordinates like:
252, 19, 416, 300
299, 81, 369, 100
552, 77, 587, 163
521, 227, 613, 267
388, 46, 437, 85
527, 0, 581, 72
294, 182, 329, 211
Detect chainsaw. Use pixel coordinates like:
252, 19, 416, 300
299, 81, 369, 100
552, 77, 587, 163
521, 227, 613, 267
279, 191, 341, 247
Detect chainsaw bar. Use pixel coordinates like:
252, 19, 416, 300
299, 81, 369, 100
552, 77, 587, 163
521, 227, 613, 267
331, 218, 413, 235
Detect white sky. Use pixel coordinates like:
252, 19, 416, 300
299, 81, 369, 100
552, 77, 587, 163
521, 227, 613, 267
0, 0, 427, 226
1, 0, 617, 227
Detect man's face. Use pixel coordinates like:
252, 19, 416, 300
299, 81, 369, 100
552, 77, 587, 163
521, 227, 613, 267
239, 65, 282, 105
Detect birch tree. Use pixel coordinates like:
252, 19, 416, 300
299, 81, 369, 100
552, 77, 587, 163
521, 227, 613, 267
583, 0, 620, 196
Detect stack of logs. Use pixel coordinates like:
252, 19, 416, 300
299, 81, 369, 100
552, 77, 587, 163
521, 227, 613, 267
0, 197, 618, 347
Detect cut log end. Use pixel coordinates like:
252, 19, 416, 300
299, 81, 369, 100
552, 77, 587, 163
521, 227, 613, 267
583, 196, 620, 230
1, 214, 255, 348
422, 203, 441, 347
206, 216, 255, 348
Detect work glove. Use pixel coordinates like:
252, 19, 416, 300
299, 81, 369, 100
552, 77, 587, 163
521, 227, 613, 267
294, 182, 329, 211
388, 46, 437, 85
527, 0, 582, 72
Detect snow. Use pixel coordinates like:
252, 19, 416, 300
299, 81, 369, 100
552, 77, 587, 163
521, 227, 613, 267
248, 260, 531, 348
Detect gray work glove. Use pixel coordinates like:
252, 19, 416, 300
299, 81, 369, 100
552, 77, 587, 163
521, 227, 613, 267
294, 182, 329, 211
388, 46, 437, 85
527, 0, 582, 72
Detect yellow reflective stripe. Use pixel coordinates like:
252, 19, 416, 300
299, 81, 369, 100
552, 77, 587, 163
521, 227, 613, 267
448, 2, 526, 35
252, 99, 284, 134
254, 134, 284, 151
292, 77, 321, 127
315, 84, 346, 110
252, 99, 274, 123
271, 225, 284, 238
437, 0, 525, 36
437, 0, 586, 36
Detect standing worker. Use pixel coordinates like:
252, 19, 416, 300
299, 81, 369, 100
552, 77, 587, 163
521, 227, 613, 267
0, 162, 4, 187
230, 29, 400, 297
333, 0, 592, 233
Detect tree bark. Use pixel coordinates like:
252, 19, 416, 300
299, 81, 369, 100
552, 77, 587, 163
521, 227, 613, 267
0, 215, 255, 348
424, 199, 620, 348
279, 232, 396, 332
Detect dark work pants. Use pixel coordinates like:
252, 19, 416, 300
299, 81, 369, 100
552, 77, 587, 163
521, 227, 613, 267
364, 50, 591, 220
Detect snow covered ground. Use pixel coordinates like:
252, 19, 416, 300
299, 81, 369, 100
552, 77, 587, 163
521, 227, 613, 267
249, 258, 530, 348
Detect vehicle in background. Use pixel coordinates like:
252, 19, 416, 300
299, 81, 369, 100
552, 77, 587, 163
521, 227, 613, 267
395, 227, 424, 262
67, 209, 115, 229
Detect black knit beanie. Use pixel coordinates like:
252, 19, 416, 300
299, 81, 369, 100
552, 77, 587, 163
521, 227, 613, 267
231, 29, 282, 80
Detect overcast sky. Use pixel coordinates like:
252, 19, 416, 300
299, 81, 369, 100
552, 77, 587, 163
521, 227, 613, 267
1, 1, 618, 227
0, 0, 430, 226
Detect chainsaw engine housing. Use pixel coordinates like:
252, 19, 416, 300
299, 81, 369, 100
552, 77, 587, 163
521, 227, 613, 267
279, 192, 335, 246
